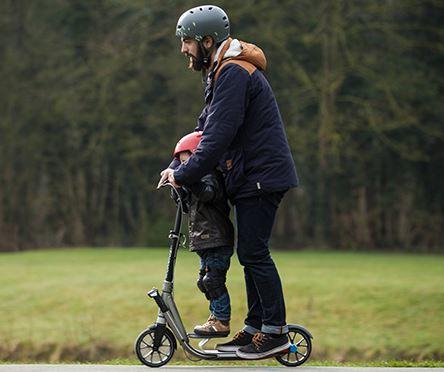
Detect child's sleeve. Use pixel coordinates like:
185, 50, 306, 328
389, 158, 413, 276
189, 174, 221, 203
168, 158, 180, 169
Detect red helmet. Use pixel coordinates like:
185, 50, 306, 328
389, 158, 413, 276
173, 131, 203, 158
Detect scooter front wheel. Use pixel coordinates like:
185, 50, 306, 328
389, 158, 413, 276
275, 326, 312, 367
135, 325, 176, 367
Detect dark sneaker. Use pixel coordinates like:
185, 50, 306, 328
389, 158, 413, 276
216, 330, 254, 351
236, 332, 290, 359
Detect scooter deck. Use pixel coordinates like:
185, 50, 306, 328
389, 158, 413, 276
188, 332, 229, 339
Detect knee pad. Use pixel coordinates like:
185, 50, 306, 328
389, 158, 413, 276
197, 269, 210, 300
202, 268, 228, 300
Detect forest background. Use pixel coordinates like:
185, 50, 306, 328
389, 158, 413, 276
1, 0, 443, 252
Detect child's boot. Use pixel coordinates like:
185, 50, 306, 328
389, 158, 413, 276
194, 314, 230, 337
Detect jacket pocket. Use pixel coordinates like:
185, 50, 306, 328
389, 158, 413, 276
219, 147, 248, 196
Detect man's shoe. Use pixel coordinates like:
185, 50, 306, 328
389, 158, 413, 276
216, 330, 254, 351
194, 314, 230, 337
236, 332, 290, 359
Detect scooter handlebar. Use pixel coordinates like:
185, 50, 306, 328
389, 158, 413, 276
158, 182, 189, 214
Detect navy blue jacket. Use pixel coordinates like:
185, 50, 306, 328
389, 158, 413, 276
173, 39, 298, 202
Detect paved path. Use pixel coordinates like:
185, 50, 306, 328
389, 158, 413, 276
0, 366, 442, 372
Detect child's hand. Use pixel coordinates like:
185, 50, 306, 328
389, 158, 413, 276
157, 168, 179, 189
157, 169, 169, 189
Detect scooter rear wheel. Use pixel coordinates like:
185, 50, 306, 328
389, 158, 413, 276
135, 325, 176, 367
275, 327, 312, 367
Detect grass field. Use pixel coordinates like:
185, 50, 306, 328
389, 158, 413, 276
0, 248, 443, 364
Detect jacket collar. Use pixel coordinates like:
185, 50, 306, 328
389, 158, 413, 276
209, 37, 239, 71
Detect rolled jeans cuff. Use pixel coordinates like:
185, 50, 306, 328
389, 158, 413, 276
243, 324, 260, 335
262, 324, 288, 335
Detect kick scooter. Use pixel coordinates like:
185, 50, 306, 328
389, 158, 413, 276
134, 182, 313, 367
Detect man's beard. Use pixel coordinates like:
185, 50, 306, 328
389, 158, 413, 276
187, 46, 208, 71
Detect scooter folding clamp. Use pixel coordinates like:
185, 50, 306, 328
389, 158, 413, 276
168, 230, 180, 239
168, 231, 187, 247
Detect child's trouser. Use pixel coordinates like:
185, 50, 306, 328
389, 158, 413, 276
196, 246, 233, 321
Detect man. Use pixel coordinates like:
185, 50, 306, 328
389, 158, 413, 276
158, 5, 299, 359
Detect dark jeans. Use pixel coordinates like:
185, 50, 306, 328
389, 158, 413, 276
234, 191, 288, 335
197, 246, 233, 321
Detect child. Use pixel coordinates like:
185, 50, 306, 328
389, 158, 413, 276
172, 131, 234, 337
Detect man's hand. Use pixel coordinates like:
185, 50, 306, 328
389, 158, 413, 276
157, 168, 180, 189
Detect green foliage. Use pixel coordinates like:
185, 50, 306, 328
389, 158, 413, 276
0, 1, 443, 250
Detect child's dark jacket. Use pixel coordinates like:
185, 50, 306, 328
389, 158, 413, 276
186, 170, 234, 252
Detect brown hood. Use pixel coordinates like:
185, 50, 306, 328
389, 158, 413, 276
233, 41, 267, 71
212, 38, 267, 72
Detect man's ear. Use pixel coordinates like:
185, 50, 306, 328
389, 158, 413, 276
202, 36, 214, 50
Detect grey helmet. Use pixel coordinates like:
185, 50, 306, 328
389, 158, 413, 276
176, 5, 230, 44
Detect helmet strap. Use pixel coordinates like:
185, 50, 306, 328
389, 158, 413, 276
197, 40, 212, 84
198, 40, 211, 67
